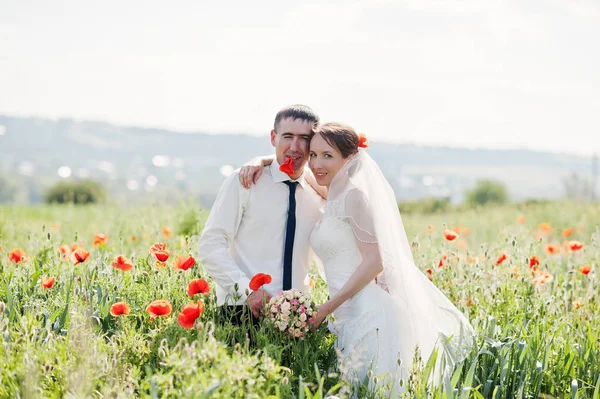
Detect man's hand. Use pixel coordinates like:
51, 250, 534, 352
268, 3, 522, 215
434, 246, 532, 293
246, 289, 272, 318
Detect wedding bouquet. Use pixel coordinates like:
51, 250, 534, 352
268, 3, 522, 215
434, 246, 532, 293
267, 289, 317, 339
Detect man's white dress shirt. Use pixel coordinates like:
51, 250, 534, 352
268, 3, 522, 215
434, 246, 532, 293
198, 160, 325, 306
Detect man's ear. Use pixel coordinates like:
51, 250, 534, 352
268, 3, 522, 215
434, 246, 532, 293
270, 129, 276, 147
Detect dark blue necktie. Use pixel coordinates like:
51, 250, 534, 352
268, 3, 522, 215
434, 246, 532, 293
282, 181, 298, 291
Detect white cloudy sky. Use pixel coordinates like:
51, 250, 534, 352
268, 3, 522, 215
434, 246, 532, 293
1, 0, 599, 155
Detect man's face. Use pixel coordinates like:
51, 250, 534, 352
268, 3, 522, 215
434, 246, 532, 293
270, 117, 314, 179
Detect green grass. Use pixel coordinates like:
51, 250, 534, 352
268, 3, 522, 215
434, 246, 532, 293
0, 201, 599, 398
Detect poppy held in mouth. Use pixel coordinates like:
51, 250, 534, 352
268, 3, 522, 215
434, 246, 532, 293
279, 157, 295, 175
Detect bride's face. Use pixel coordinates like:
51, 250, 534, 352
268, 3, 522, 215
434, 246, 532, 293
308, 133, 347, 187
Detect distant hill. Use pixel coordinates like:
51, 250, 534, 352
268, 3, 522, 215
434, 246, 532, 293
0, 115, 595, 206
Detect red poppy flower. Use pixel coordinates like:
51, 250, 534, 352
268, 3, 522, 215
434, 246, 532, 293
173, 255, 195, 271
146, 300, 172, 321
9, 248, 25, 264
279, 157, 295, 175
579, 265, 591, 275
495, 253, 508, 265
516, 215, 526, 224
71, 248, 90, 265
249, 273, 272, 291
562, 228, 575, 238
112, 255, 134, 272
177, 302, 205, 329
532, 270, 553, 285
154, 250, 171, 262
187, 279, 210, 296
41, 276, 55, 289
443, 229, 459, 241
149, 243, 171, 262
93, 233, 108, 247
568, 241, 584, 251
545, 243, 560, 255
538, 222, 552, 233
58, 244, 71, 257
149, 242, 167, 254
438, 253, 448, 268
358, 133, 369, 148
529, 256, 540, 269
110, 302, 131, 316
162, 226, 172, 240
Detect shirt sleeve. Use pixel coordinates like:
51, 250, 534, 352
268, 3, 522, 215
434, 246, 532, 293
198, 171, 252, 300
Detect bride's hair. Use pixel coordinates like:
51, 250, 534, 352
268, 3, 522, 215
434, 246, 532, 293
314, 122, 359, 158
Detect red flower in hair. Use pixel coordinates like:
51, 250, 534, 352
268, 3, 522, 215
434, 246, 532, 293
279, 157, 295, 175
358, 133, 369, 148
249, 273, 272, 291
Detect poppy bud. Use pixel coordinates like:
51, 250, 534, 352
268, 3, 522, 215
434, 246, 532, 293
367, 370, 373, 379
0, 301, 5, 313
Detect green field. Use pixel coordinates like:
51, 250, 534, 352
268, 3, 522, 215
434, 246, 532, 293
0, 202, 599, 398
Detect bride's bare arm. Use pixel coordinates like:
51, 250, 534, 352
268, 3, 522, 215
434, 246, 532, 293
312, 239, 382, 327
311, 189, 380, 327
239, 155, 274, 188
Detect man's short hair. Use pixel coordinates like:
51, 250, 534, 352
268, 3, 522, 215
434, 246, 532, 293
273, 104, 320, 133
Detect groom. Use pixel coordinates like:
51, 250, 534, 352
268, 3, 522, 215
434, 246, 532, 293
198, 105, 325, 322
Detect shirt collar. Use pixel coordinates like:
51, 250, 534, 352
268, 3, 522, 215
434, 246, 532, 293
270, 159, 306, 188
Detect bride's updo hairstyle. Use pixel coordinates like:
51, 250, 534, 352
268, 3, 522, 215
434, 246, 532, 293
314, 122, 360, 159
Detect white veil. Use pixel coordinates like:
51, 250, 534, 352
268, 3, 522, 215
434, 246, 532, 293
329, 148, 475, 380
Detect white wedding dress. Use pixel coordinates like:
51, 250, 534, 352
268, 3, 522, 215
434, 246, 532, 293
308, 150, 474, 393
310, 190, 412, 389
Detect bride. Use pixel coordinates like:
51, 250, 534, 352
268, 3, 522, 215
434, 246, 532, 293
241, 122, 474, 392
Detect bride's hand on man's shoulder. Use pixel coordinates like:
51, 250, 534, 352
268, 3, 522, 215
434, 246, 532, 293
239, 156, 273, 189
239, 165, 264, 189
